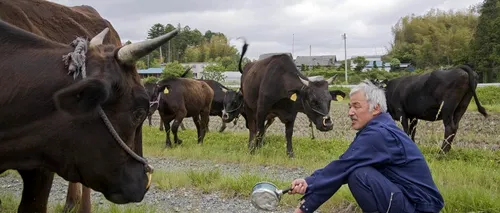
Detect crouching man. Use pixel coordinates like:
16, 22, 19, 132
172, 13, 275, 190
289, 80, 444, 213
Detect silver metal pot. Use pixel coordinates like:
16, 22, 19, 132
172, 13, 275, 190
250, 181, 292, 211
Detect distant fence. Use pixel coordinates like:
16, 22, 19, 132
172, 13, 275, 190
221, 83, 500, 89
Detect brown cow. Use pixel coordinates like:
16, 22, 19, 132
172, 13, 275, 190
156, 78, 214, 147
0, 1, 124, 212
0, 14, 179, 213
237, 39, 334, 158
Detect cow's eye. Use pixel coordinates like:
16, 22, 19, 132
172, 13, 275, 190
133, 108, 147, 123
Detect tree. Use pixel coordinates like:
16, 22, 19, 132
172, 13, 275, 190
388, 7, 479, 69
470, 0, 500, 82
202, 70, 226, 82
161, 61, 193, 79
373, 61, 378, 69
353, 56, 369, 72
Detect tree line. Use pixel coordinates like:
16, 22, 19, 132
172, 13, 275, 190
386, 0, 499, 82
136, 0, 500, 83
128, 23, 251, 73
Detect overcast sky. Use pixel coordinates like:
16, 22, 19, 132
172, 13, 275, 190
48, 0, 481, 60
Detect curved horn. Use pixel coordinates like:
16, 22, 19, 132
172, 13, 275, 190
89, 28, 109, 47
117, 28, 180, 65
326, 76, 335, 84
298, 75, 310, 86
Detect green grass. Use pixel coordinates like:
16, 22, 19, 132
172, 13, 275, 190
143, 126, 500, 213
0, 192, 157, 213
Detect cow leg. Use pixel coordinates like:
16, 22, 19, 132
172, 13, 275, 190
255, 109, 271, 148
409, 118, 418, 141
147, 114, 153, 126
245, 107, 258, 154
440, 116, 458, 154
180, 122, 186, 131
233, 115, 239, 126
309, 121, 315, 140
193, 115, 201, 139
219, 117, 227, 133
17, 168, 54, 213
159, 117, 164, 131
438, 98, 463, 154
284, 119, 297, 158
262, 117, 275, 140
63, 182, 81, 213
400, 114, 410, 135
172, 117, 185, 145
79, 185, 91, 213
199, 110, 211, 144
162, 116, 174, 148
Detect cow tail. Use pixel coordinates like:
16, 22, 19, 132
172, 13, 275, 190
238, 37, 249, 74
460, 65, 488, 117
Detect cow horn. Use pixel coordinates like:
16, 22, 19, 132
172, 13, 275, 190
89, 28, 110, 47
326, 76, 335, 84
298, 75, 310, 86
117, 28, 180, 65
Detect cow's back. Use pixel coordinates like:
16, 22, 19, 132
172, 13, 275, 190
177, 79, 214, 115
0, 0, 121, 46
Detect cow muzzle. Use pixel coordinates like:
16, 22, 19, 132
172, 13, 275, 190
222, 112, 229, 120
322, 116, 333, 128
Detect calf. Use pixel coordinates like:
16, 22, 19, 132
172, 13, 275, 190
371, 64, 488, 153
144, 68, 191, 131
157, 77, 214, 147
238, 39, 334, 157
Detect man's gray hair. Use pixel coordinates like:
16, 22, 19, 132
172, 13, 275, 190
349, 79, 387, 113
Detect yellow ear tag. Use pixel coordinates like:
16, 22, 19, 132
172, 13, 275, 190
336, 95, 343, 101
163, 88, 169, 94
290, 93, 297, 101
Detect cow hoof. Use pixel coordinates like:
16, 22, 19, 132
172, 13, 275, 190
165, 143, 172, 148
175, 139, 183, 145
287, 153, 295, 158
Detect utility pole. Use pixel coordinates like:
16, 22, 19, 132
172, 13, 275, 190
292, 33, 294, 56
309, 45, 311, 56
342, 33, 348, 84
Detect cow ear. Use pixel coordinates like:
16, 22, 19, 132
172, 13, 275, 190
53, 78, 110, 115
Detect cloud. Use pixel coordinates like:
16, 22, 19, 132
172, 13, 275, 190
48, 0, 482, 60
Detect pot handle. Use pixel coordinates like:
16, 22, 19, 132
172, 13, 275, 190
280, 187, 292, 194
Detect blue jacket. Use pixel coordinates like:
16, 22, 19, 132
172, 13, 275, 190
300, 112, 444, 213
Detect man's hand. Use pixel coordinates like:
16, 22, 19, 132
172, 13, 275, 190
289, 178, 308, 194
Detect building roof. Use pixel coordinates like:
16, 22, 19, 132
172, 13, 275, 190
137, 67, 163, 74
295, 55, 336, 66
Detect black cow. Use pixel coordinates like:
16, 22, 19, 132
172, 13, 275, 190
199, 80, 240, 132
370, 65, 488, 153
237, 39, 334, 158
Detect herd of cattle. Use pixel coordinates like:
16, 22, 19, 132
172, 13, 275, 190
0, 0, 490, 213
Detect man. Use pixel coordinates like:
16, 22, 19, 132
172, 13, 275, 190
289, 80, 444, 213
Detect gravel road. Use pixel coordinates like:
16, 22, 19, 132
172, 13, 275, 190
0, 156, 328, 213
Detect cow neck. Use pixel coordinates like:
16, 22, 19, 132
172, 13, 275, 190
62, 37, 153, 174
149, 93, 161, 107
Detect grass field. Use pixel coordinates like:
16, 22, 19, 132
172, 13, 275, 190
141, 127, 500, 213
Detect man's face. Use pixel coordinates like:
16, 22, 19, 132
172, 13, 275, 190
348, 91, 380, 130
